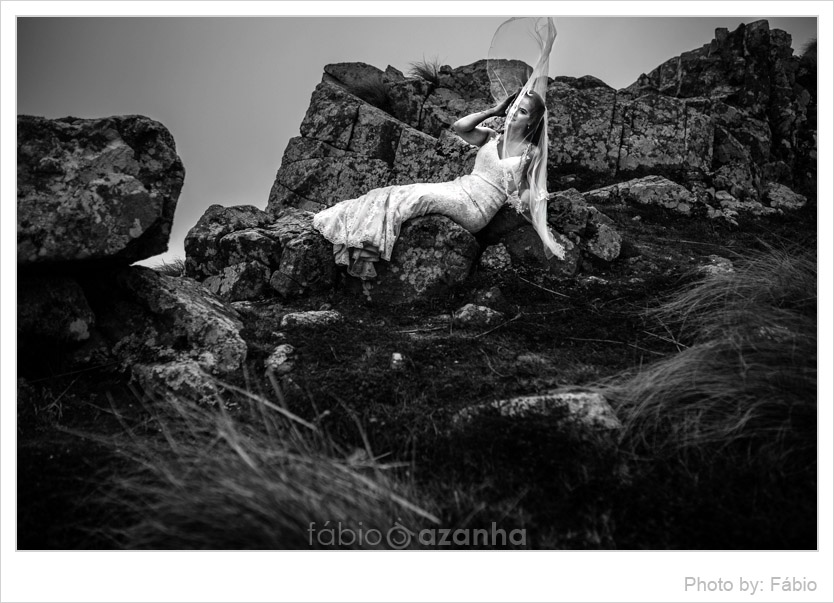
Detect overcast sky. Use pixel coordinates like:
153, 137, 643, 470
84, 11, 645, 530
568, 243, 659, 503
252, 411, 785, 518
17, 15, 817, 265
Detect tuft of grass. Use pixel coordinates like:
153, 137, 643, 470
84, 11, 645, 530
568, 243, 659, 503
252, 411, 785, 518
150, 257, 185, 277
593, 246, 817, 548
408, 56, 442, 86
91, 377, 438, 549
605, 246, 815, 457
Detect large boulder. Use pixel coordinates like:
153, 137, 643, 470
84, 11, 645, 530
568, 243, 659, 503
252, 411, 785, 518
17, 115, 184, 266
501, 225, 580, 277
584, 175, 697, 214
265, 208, 336, 297
479, 189, 621, 273
84, 266, 247, 395
361, 215, 480, 304
184, 205, 335, 301
183, 204, 274, 279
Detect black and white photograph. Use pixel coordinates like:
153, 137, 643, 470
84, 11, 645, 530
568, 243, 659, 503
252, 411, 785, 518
3, 3, 832, 602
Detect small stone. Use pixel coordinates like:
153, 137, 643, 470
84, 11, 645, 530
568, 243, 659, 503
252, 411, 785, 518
764, 182, 807, 211
452, 304, 505, 329
280, 310, 344, 328
474, 286, 508, 310
390, 352, 405, 370
586, 208, 622, 262
265, 344, 296, 375
698, 255, 734, 276
453, 390, 621, 432
479, 243, 512, 272
132, 359, 221, 402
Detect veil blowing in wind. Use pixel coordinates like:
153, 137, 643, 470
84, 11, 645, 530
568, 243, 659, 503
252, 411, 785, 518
488, 17, 564, 259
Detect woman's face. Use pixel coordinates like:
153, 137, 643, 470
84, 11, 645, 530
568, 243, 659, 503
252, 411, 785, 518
508, 95, 536, 136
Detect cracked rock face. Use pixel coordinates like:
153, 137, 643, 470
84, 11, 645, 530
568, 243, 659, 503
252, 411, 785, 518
17, 115, 184, 266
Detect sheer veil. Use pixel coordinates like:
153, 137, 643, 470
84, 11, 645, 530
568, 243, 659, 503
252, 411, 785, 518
488, 17, 565, 260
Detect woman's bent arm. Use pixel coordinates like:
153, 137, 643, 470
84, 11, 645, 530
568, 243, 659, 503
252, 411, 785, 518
451, 110, 497, 146
452, 90, 520, 146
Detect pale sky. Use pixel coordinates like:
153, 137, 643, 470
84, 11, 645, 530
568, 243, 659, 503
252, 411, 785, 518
16, 16, 817, 265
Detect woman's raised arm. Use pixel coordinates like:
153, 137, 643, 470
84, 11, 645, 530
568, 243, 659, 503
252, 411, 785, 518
451, 90, 520, 146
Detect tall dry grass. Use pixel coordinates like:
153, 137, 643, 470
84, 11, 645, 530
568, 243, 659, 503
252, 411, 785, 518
92, 378, 438, 549
592, 246, 816, 547
603, 246, 816, 469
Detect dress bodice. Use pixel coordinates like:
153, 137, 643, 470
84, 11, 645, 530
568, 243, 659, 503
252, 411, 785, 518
471, 135, 526, 192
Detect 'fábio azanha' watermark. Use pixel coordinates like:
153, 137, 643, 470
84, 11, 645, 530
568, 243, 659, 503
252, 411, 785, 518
308, 520, 526, 549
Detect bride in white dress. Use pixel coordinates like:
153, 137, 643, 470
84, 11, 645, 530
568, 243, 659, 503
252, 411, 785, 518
312, 17, 564, 281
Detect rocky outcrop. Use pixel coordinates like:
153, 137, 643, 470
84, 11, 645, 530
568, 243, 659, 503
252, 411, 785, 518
16, 114, 248, 399
183, 204, 485, 305
177, 19, 812, 306
250, 20, 811, 299
547, 79, 714, 188
270, 21, 812, 226
624, 19, 815, 198
17, 115, 184, 266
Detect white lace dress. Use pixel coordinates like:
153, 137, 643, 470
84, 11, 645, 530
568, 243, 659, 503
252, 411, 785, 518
312, 133, 527, 279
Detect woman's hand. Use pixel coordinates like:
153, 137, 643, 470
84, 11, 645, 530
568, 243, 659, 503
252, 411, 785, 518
493, 89, 521, 116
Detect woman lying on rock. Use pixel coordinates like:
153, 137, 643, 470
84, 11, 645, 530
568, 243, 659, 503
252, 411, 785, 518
312, 17, 564, 281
